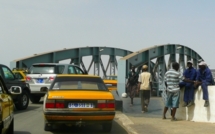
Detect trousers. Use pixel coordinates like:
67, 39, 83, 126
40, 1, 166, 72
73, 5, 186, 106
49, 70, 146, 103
179, 82, 194, 103
201, 82, 209, 100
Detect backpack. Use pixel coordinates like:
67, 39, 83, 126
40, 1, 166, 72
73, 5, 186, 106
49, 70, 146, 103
129, 73, 139, 85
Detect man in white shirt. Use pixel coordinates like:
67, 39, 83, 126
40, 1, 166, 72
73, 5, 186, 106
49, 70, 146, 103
138, 65, 152, 113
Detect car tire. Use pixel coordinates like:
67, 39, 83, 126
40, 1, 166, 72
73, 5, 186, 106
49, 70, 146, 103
30, 95, 41, 103
15, 90, 29, 110
44, 122, 52, 131
102, 122, 112, 132
7, 119, 14, 134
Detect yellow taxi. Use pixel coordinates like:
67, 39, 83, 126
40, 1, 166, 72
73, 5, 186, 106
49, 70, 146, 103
42, 74, 115, 132
0, 76, 22, 134
12, 68, 28, 82
103, 75, 117, 91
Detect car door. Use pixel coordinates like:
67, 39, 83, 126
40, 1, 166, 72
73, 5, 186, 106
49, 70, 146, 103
0, 78, 11, 129
0, 65, 16, 89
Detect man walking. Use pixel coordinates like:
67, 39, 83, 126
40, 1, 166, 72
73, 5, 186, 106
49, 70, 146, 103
179, 60, 197, 107
194, 61, 213, 107
138, 65, 152, 113
163, 62, 184, 121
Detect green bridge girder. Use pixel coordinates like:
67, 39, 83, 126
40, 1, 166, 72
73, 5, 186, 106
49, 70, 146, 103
10, 46, 132, 77
10, 44, 204, 97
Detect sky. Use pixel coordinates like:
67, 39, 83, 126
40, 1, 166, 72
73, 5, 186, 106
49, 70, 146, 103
1, 0, 215, 74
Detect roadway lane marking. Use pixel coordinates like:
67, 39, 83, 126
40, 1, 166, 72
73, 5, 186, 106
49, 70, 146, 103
115, 113, 138, 134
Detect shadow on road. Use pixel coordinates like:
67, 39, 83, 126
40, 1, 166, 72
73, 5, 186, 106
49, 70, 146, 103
14, 131, 31, 134
48, 120, 128, 134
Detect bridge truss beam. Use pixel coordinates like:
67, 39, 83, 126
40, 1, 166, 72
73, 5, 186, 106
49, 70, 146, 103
10, 46, 132, 77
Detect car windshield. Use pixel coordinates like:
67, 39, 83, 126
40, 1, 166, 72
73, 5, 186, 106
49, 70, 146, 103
50, 77, 107, 91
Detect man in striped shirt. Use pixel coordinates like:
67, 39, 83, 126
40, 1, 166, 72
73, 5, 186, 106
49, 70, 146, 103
163, 62, 184, 121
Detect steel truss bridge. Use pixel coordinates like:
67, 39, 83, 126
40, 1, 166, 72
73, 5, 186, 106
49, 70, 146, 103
10, 44, 203, 96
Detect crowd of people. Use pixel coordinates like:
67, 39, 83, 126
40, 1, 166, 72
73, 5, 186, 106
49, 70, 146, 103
126, 59, 214, 121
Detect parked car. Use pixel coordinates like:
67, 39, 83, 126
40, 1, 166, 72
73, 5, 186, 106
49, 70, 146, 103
12, 68, 28, 82
26, 63, 88, 103
0, 64, 30, 110
0, 75, 22, 134
103, 75, 117, 91
42, 74, 115, 132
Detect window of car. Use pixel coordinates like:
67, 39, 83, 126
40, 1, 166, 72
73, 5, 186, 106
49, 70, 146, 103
51, 77, 107, 91
74, 66, 84, 74
2, 67, 15, 80
29, 64, 65, 74
14, 72, 24, 79
68, 66, 75, 74
56, 65, 65, 74
29, 65, 55, 74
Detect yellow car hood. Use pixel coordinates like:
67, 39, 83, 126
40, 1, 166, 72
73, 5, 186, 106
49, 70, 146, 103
47, 90, 114, 100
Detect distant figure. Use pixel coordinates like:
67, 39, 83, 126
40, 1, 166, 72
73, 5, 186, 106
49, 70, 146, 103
179, 60, 197, 107
137, 65, 152, 113
194, 61, 213, 107
126, 66, 138, 106
163, 62, 183, 121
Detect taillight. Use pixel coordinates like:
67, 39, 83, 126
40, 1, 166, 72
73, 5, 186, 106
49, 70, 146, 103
45, 100, 65, 108
55, 102, 65, 108
48, 76, 55, 82
46, 103, 55, 108
107, 103, 115, 108
97, 100, 115, 108
26, 76, 31, 81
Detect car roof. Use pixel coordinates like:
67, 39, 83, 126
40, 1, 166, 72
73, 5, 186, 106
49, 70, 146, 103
56, 74, 100, 78
32, 63, 80, 67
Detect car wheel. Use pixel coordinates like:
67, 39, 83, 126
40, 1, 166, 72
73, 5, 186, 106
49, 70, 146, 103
102, 122, 112, 132
44, 122, 52, 131
7, 119, 14, 134
30, 95, 41, 103
15, 90, 29, 110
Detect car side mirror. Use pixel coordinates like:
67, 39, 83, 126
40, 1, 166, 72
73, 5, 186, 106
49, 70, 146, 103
9, 86, 22, 94
40, 87, 48, 92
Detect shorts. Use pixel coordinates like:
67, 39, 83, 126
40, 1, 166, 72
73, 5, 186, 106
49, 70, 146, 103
165, 91, 180, 108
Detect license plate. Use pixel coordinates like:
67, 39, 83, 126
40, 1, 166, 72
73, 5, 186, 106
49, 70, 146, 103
37, 78, 43, 83
68, 103, 94, 108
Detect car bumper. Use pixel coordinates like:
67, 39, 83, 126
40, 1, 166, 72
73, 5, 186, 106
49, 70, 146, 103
29, 84, 50, 94
44, 110, 115, 122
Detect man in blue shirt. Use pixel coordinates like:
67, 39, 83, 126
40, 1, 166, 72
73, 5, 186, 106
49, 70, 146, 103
194, 61, 213, 107
179, 60, 197, 107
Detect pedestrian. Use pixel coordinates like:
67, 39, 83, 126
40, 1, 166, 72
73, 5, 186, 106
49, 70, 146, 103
194, 61, 213, 107
179, 60, 197, 107
163, 62, 183, 121
126, 66, 138, 106
137, 65, 152, 113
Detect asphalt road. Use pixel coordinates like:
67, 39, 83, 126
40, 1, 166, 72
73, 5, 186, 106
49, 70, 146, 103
14, 101, 129, 134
